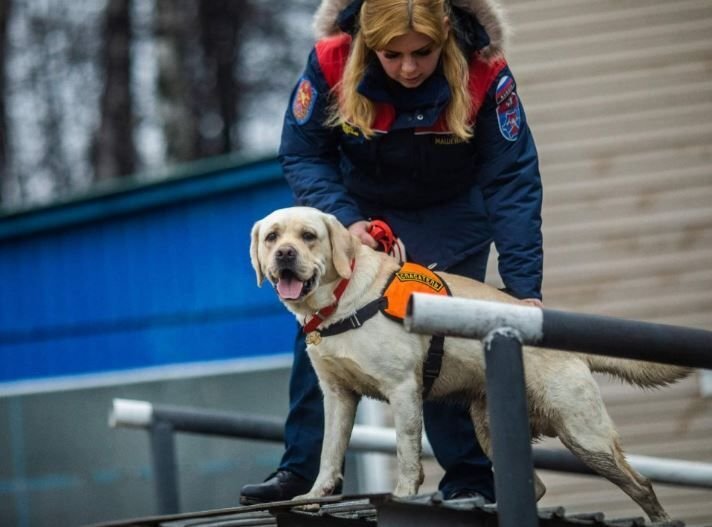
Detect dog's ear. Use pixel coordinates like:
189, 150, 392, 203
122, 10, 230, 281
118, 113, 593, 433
249, 221, 264, 286
325, 214, 354, 279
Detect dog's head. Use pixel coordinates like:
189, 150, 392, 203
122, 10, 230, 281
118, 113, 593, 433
250, 207, 356, 304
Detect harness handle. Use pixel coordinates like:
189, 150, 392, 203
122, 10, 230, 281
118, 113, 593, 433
368, 220, 406, 263
368, 220, 395, 253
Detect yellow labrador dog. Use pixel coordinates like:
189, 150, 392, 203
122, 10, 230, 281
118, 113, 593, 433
250, 206, 689, 521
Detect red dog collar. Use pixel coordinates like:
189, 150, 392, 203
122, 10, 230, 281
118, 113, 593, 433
303, 259, 355, 333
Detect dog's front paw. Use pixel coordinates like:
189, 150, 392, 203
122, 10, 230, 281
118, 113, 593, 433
291, 482, 336, 510
291, 493, 322, 511
292, 492, 316, 501
393, 479, 419, 497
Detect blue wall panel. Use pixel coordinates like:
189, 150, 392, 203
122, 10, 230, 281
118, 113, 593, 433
0, 157, 301, 384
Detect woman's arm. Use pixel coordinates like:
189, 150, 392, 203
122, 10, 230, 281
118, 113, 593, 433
473, 66, 544, 300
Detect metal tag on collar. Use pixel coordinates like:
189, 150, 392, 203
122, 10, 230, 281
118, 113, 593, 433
305, 331, 322, 346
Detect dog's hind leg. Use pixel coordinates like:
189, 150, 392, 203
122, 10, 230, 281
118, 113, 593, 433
554, 378, 669, 521
389, 381, 425, 496
560, 432, 669, 522
468, 400, 547, 502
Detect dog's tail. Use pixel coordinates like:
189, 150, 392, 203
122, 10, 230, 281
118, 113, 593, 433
580, 354, 691, 388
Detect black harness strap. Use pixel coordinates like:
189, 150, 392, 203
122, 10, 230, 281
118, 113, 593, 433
422, 335, 445, 399
317, 297, 388, 338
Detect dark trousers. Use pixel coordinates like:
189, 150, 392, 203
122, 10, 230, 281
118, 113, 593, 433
278, 249, 495, 501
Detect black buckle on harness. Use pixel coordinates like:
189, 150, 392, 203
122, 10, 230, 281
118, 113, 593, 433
347, 313, 362, 329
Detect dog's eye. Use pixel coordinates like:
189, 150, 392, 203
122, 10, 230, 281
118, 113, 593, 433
302, 231, 317, 242
265, 232, 278, 242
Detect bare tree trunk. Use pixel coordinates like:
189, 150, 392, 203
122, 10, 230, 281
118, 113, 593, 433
155, 0, 247, 162
197, 0, 246, 155
93, 0, 135, 181
154, 0, 201, 163
38, 11, 74, 197
0, 0, 10, 205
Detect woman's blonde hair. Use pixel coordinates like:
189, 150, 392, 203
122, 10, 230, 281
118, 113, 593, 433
330, 0, 472, 139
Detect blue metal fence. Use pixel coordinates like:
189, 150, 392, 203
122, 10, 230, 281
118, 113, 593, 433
0, 155, 296, 384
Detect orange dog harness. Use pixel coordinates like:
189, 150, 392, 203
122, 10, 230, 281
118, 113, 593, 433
381, 262, 450, 321
307, 262, 450, 397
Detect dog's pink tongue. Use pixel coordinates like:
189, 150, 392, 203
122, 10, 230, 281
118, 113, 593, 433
277, 277, 304, 300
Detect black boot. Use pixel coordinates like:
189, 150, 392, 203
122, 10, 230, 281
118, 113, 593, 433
240, 470, 313, 505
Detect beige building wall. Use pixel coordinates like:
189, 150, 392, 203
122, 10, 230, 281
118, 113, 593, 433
425, 0, 712, 524
508, 0, 712, 329
368, 2, 711, 523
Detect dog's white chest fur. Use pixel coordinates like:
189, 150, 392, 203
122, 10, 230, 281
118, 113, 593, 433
305, 323, 415, 402
308, 342, 386, 400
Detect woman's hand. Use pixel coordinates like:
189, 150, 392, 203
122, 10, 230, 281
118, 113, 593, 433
349, 220, 378, 249
521, 298, 544, 309
348, 220, 379, 249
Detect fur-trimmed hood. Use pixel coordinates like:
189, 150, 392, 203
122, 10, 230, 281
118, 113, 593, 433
313, 0, 510, 59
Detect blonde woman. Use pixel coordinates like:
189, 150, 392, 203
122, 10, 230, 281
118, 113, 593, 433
241, 0, 543, 504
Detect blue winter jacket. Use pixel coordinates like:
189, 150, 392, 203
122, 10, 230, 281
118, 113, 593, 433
278, 33, 543, 300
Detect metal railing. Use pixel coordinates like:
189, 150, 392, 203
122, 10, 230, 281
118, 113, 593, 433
111, 395, 712, 518
109, 297, 712, 523
404, 294, 712, 527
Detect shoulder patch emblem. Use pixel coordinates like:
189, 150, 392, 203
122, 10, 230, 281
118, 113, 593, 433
496, 91, 521, 142
495, 75, 515, 105
292, 78, 317, 125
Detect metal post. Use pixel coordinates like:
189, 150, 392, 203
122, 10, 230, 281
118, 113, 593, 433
484, 329, 538, 527
149, 420, 180, 514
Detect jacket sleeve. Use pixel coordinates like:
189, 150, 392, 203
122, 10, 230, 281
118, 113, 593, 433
278, 48, 365, 229
473, 66, 543, 300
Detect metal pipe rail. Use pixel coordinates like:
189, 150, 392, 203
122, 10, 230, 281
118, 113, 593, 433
404, 294, 712, 369
405, 293, 712, 527
110, 398, 712, 516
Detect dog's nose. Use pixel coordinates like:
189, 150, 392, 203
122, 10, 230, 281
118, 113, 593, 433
275, 245, 297, 263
